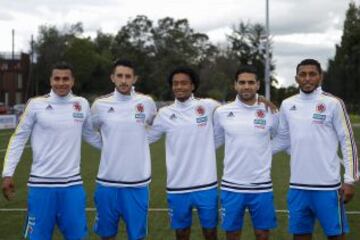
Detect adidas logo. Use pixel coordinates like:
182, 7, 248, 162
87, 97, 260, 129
108, 107, 114, 113
227, 112, 235, 117
46, 105, 53, 110
170, 113, 177, 120
289, 105, 296, 111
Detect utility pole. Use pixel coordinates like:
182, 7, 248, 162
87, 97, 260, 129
265, 0, 271, 99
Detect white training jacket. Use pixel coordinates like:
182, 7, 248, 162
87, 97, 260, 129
147, 96, 220, 193
91, 89, 157, 187
272, 87, 359, 190
2, 90, 102, 187
214, 96, 279, 193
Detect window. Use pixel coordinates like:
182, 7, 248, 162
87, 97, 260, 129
16, 92, 22, 104
17, 74, 22, 89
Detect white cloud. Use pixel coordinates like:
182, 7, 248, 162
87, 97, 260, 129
0, 0, 356, 89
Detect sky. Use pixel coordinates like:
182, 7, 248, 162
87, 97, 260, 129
0, 0, 358, 87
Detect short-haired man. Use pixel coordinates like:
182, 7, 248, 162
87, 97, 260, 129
91, 59, 157, 240
1, 62, 102, 239
214, 65, 278, 240
148, 66, 220, 240
272, 59, 359, 240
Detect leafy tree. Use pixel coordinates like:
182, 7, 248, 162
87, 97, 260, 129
227, 22, 277, 97
323, 2, 360, 112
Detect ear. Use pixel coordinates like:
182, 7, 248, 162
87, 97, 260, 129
110, 74, 115, 83
295, 75, 299, 84
133, 75, 138, 84
234, 80, 238, 91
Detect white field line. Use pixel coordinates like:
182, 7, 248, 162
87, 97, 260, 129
0, 208, 360, 215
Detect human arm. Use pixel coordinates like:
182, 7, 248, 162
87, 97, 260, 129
82, 102, 102, 149
333, 100, 359, 189
341, 183, 355, 204
147, 111, 165, 144
271, 104, 291, 154
258, 95, 278, 114
145, 98, 157, 126
213, 110, 225, 149
1, 177, 15, 200
2, 100, 35, 200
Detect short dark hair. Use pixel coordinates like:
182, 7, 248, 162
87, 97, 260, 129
51, 61, 74, 75
235, 65, 258, 81
167, 66, 199, 92
296, 59, 322, 74
112, 59, 135, 73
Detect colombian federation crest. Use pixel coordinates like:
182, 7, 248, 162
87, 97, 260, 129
196, 105, 205, 116
72, 102, 84, 120
195, 105, 207, 126
256, 109, 266, 118
313, 103, 327, 124
135, 103, 145, 122
254, 109, 266, 128
73, 102, 82, 112
316, 103, 326, 113
136, 103, 144, 113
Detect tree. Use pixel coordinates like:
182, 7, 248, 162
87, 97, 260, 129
226, 22, 277, 97
33, 23, 84, 94
151, 17, 218, 99
323, 2, 360, 112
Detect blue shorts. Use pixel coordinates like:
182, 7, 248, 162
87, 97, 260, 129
24, 185, 87, 240
287, 188, 349, 236
167, 188, 218, 230
220, 190, 277, 231
93, 184, 149, 240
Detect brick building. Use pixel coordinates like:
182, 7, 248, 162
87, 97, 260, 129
0, 52, 30, 107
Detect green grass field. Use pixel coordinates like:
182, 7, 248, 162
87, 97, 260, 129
0, 127, 359, 240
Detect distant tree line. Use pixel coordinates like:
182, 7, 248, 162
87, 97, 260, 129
31, 15, 290, 103
30, 2, 360, 113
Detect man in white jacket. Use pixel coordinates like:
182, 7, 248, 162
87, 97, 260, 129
91, 59, 157, 240
214, 65, 278, 240
272, 59, 359, 240
1, 62, 102, 240
148, 66, 219, 240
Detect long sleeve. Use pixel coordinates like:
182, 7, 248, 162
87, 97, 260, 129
213, 110, 225, 149
145, 99, 157, 126
270, 112, 279, 138
147, 112, 166, 144
82, 102, 102, 149
271, 104, 290, 154
2, 100, 35, 177
332, 99, 359, 184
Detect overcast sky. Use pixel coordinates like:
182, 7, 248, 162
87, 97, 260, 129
0, 0, 358, 86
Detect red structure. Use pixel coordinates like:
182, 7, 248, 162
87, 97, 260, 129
0, 52, 30, 108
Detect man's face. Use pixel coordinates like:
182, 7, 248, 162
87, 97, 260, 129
296, 65, 322, 94
235, 72, 259, 103
50, 69, 74, 97
172, 73, 194, 102
111, 66, 136, 95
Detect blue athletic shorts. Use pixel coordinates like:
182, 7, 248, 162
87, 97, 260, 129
287, 188, 349, 236
93, 184, 149, 240
220, 190, 277, 231
167, 187, 218, 230
24, 185, 87, 240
